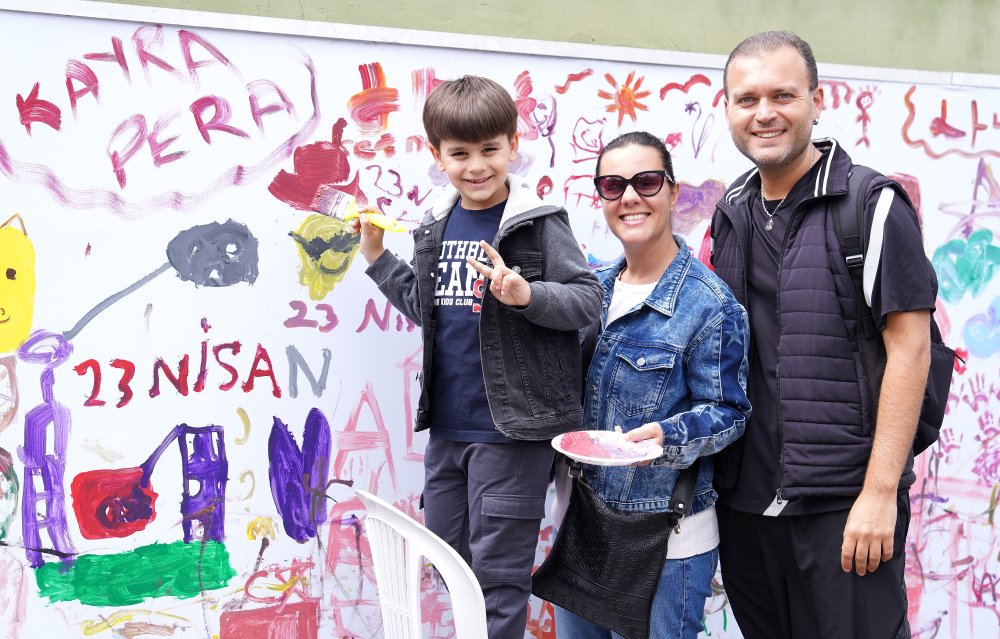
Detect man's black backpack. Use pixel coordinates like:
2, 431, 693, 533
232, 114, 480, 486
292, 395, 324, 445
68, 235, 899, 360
831, 166, 958, 455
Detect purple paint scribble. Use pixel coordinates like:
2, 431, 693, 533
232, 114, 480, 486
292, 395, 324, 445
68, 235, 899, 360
684, 101, 713, 159
268, 408, 331, 543
973, 410, 1000, 484
17, 331, 76, 568
140, 424, 228, 543
672, 180, 728, 234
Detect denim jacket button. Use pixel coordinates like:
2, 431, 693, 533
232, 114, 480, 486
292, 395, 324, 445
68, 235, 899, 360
512, 265, 521, 274
424, 229, 431, 235
601, 344, 609, 354
637, 357, 646, 366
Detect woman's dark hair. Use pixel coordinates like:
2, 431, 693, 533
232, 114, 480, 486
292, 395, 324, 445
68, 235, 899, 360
595, 131, 675, 183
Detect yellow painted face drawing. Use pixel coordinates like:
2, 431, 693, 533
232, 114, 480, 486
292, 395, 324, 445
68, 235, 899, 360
0, 215, 36, 353
290, 213, 360, 300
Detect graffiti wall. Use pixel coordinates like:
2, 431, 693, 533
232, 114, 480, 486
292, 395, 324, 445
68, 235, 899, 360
0, 1, 998, 637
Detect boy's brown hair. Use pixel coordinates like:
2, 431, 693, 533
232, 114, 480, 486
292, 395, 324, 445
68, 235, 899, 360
422, 75, 518, 148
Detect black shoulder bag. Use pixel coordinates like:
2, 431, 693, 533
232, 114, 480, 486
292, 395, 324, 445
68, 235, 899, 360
532, 458, 700, 639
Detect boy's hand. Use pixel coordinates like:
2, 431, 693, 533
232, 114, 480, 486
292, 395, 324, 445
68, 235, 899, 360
350, 212, 386, 265
466, 240, 532, 307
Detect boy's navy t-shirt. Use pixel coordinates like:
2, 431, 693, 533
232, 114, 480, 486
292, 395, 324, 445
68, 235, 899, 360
427, 200, 509, 443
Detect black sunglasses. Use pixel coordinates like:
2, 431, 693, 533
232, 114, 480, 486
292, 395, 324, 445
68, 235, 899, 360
593, 170, 672, 200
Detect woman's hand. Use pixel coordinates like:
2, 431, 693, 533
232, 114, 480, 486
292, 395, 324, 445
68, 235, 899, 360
623, 423, 664, 467
624, 423, 664, 447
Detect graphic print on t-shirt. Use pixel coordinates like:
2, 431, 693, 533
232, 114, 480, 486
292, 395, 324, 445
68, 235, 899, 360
428, 200, 507, 443
434, 239, 489, 314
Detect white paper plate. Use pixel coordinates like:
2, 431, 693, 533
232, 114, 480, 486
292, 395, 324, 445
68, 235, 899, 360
552, 430, 663, 466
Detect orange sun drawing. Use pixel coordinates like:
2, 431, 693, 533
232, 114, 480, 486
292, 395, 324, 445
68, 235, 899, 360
598, 72, 651, 127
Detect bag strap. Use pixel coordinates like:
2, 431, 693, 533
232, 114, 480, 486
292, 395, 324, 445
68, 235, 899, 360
565, 456, 700, 518
667, 459, 700, 517
830, 165, 880, 339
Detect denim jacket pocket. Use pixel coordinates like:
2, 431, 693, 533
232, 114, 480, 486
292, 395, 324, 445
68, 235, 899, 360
609, 345, 677, 416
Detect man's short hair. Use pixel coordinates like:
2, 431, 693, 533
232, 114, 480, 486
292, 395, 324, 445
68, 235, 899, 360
723, 31, 819, 97
422, 75, 518, 148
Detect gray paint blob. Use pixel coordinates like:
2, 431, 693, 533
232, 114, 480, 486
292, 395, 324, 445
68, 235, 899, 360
167, 219, 260, 287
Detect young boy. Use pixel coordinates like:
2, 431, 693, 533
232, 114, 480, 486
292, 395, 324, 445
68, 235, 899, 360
353, 75, 601, 638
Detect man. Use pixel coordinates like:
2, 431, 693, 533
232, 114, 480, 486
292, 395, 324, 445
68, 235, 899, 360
711, 31, 935, 639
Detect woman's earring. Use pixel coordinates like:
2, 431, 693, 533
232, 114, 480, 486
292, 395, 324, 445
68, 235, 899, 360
813, 119, 819, 125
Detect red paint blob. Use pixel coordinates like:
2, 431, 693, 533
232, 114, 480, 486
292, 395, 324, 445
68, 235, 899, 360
71, 467, 157, 539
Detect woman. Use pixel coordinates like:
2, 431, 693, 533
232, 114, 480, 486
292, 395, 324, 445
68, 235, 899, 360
554, 131, 752, 639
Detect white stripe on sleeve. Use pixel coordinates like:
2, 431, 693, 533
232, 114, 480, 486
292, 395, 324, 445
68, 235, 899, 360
863, 187, 895, 307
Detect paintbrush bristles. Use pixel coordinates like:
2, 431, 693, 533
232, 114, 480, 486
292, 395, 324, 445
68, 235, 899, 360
310, 185, 356, 220
308, 186, 407, 232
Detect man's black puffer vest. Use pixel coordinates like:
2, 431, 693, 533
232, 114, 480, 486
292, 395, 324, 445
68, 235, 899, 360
710, 139, 915, 499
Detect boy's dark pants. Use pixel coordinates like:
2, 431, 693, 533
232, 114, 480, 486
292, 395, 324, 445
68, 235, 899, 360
423, 436, 554, 639
717, 493, 911, 639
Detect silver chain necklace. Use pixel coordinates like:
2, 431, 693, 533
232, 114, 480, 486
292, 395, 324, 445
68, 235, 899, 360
760, 146, 819, 232
760, 190, 786, 232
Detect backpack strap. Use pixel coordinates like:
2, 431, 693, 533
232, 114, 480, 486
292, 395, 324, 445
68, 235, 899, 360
831, 165, 880, 339
830, 167, 957, 456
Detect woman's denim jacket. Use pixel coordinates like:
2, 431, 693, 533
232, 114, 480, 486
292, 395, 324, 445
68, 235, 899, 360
365, 175, 602, 440
582, 239, 751, 514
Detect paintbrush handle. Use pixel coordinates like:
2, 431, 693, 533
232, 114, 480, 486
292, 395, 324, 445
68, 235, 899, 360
343, 211, 409, 232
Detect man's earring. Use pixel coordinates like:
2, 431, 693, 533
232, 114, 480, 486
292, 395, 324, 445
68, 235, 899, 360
813, 119, 819, 125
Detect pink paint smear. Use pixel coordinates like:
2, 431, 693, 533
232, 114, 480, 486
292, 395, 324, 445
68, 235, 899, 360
0, 55, 320, 219
557, 430, 659, 460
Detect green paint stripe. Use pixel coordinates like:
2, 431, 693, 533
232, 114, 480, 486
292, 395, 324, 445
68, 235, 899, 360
34, 540, 236, 606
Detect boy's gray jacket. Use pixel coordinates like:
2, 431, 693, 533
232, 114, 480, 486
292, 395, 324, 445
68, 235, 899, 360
365, 174, 602, 440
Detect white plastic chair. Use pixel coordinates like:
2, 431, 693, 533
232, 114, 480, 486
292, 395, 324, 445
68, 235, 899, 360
356, 489, 488, 639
